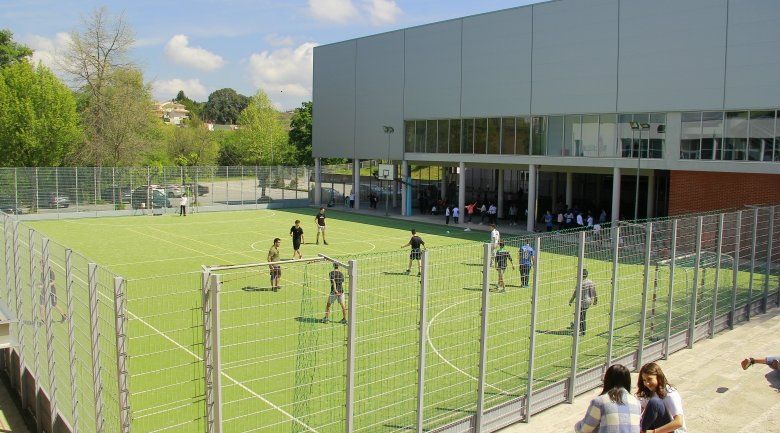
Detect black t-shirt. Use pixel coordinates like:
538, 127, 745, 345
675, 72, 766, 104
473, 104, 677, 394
495, 249, 512, 269
290, 226, 304, 241
329, 270, 344, 294
409, 236, 424, 250
316, 213, 326, 226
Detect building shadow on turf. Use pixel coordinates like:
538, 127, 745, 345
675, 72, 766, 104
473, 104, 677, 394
241, 286, 277, 292
462, 263, 484, 267
536, 329, 575, 336
382, 271, 412, 276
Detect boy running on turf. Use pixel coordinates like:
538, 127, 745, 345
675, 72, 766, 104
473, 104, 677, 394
518, 240, 535, 288
290, 220, 305, 259
494, 242, 514, 293
401, 229, 426, 276
314, 207, 329, 245
267, 238, 282, 292
323, 263, 347, 324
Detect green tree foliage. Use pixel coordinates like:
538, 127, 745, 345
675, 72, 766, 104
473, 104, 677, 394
166, 115, 219, 166
228, 90, 290, 165
200, 88, 249, 125
58, 7, 157, 166
0, 29, 33, 67
175, 90, 201, 118
0, 61, 80, 166
289, 101, 313, 166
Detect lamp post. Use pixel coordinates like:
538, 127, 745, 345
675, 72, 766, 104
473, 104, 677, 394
382, 126, 394, 216
630, 122, 650, 220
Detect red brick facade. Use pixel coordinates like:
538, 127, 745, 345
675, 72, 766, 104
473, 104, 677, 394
669, 171, 780, 216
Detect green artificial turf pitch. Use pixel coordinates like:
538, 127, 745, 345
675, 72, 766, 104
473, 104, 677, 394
25, 209, 764, 433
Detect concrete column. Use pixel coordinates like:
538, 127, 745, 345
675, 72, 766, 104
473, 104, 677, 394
565, 172, 573, 209
647, 170, 655, 219
497, 169, 505, 219
611, 167, 621, 222
392, 165, 397, 208
401, 160, 409, 216
552, 172, 558, 208
527, 164, 537, 232
353, 158, 360, 210
314, 158, 322, 206
458, 162, 466, 220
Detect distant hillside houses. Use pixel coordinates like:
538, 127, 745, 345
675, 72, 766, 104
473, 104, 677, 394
203, 123, 239, 131
153, 101, 190, 125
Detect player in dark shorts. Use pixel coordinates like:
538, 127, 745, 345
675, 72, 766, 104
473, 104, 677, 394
401, 229, 426, 276
289, 220, 305, 259
323, 263, 347, 324
267, 238, 282, 292
314, 207, 329, 245
38, 263, 67, 323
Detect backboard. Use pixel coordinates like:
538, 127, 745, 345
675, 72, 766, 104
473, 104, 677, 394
377, 164, 395, 181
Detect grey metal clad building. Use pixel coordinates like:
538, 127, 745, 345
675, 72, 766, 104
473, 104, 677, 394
312, 0, 780, 228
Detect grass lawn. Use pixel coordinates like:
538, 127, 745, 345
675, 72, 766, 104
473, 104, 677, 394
25, 209, 763, 433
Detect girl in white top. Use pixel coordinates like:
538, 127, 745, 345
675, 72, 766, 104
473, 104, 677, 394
179, 193, 188, 216
636, 362, 686, 433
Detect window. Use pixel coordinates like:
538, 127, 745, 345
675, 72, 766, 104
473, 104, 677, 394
449, 119, 461, 154
517, 117, 531, 155
564, 115, 581, 156
701, 112, 723, 160
461, 119, 474, 154
547, 116, 564, 156
531, 117, 547, 155
487, 118, 501, 154
501, 118, 515, 155
415, 121, 426, 153
724, 111, 748, 161
426, 120, 437, 153
749, 111, 774, 161
474, 118, 488, 154
680, 112, 702, 160
599, 114, 617, 157
405, 121, 415, 152
581, 115, 598, 157
437, 119, 449, 153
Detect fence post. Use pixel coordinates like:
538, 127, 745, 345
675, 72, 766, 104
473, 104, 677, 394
524, 237, 541, 423
568, 232, 585, 402
42, 238, 58, 433
663, 220, 678, 359
747, 208, 758, 321
636, 223, 653, 369
203, 270, 214, 433
710, 215, 724, 338
12, 221, 26, 408
74, 167, 78, 213
30, 230, 44, 433
688, 217, 703, 348
345, 259, 357, 433
210, 273, 222, 433
88, 264, 105, 433
65, 250, 79, 433
2, 216, 14, 389
763, 207, 774, 313
416, 251, 429, 433
730, 211, 742, 328
113, 277, 131, 433
474, 243, 491, 432
606, 226, 620, 366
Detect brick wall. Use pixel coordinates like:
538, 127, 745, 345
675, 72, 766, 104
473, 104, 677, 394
669, 170, 780, 215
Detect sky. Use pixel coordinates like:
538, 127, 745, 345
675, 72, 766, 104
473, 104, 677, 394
2, 0, 539, 111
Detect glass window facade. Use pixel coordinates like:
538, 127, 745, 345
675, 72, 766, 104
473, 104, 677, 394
401, 109, 777, 162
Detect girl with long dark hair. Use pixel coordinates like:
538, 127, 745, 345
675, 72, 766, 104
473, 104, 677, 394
575, 364, 641, 433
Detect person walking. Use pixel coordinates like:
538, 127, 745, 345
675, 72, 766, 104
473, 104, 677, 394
558, 210, 565, 231
488, 202, 497, 225
466, 202, 477, 223
267, 238, 282, 292
323, 263, 347, 324
494, 241, 514, 293
569, 268, 597, 336
401, 229, 426, 276
179, 192, 188, 216
289, 220, 305, 259
445, 206, 451, 226
544, 210, 553, 232
452, 206, 459, 224
38, 262, 67, 323
479, 203, 487, 225
349, 190, 355, 208
509, 204, 518, 225
518, 240, 535, 288
314, 207, 329, 245
575, 364, 641, 433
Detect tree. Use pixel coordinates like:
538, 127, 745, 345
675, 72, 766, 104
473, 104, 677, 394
235, 90, 288, 165
289, 101, 313, 166
175, 90, 201, 119
0, 29, 33, 67
0, 61, 80, 166
57, 7, 156, 166
166, 115, 219, 166
200, 88, 249, 125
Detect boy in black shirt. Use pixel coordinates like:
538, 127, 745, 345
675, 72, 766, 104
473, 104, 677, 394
323, 263, 347, 324
314, 207, 329, 245
401, 229, 426, 276
289, 220, 305, 259
494, 242, 514, 293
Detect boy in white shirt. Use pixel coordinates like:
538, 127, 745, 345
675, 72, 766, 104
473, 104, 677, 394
452, 206, 459, 224
179, 193, 188, 216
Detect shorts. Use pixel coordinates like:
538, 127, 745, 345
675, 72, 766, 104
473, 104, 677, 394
410, 249, 422, 260
497, 268, 505, 278
318, 225, 326, 233
328, 292, 345, 305
293, 240, 301, 250
39, 286, 58, 306
270, 266, 281, 280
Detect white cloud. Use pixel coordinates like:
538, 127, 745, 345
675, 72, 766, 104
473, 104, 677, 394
362, 0, 402, 25
247, 42, 318, 98
265, 33, 295, 47
163, 35, 226, 71
308, 0, 361, 23
153, 78, 208, 101
23, 32, 70, 72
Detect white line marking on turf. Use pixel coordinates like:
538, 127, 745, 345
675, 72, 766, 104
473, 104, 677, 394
93, 288, 318, 433
426, 297, 510, 396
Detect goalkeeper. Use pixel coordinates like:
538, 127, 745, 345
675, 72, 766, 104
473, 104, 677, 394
323, 263, 347, 324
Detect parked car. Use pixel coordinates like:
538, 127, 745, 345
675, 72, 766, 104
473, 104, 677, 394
309, 187, 344, 205
43, 192, 70, 208
161, 184, 184, 198
0, 196, 23, 215
131, 186, 171, 209
101, 186, 132, 204
183, 183, 209, 196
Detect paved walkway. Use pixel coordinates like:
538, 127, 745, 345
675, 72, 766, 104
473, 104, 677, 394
0, 372, 30, 432
498, 307, 780, 433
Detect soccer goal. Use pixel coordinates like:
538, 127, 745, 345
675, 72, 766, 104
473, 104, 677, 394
647, 251, 734, 341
